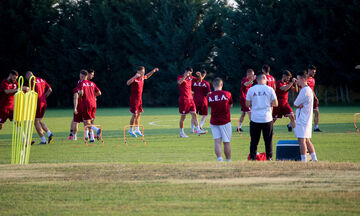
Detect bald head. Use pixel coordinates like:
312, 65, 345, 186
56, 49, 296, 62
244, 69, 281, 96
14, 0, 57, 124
212, 77, 223, 90
256, 72, 267, 84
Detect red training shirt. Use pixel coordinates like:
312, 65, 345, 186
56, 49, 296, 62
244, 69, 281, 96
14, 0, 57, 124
207, 90, 233, 125
0, 79, 18, 109
240, 77, 252, 102
130, 77, 144, 101
192, 80, 211, 105
78, 80, 100, 107
75, 80, 85, 109
266, 74, 276, 90
178, 75, 197, 100
307, 76, 315, 91
34, 78, 51, 105
275, 80, 290, 105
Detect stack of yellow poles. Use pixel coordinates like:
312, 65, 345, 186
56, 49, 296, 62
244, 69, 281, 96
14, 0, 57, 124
11, 76, 38, 164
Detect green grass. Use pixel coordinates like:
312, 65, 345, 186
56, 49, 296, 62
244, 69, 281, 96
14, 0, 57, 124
0, 106, 359, 215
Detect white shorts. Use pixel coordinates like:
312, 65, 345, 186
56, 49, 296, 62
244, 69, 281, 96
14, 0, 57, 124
210, 122, 232, 142
294, 123, 312, 138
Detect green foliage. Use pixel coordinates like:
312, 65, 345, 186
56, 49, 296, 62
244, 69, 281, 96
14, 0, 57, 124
0, 0, 359, 106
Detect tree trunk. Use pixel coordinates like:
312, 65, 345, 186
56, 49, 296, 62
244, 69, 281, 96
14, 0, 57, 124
345, 84, 351, 103
340, 83, 345, 103
324, 86, 328, 104
335, 86, 339, 103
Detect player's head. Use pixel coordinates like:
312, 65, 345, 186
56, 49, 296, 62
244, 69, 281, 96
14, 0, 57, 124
256, 72, 267, 84
262, 64, 270, 74
307, 65, 316, 77
282, 70, 292, 82
297, 70, 308, 87
137, 66, 145, 76
246, 69, 255, 79
8, 70, 19, 83
25, 71, 34, 80
185, 66, 193, 74
212, 77, 223, 90
80, 69, 88, 81
88, 69, 95, 80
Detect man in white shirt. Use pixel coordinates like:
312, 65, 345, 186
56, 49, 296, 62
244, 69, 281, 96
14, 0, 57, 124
294, 70, 318, 162
246, 72, 278, 160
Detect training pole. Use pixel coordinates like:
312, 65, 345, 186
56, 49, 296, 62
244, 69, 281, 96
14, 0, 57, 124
11, 76, 38, 164
355, 113, 360, 133
83, 124, 104, 146
123, 125, 146, 146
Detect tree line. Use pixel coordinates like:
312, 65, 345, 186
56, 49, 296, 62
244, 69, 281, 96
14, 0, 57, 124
1, 0, 359, 107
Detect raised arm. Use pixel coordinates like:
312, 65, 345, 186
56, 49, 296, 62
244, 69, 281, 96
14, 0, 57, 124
177, 71, 191, 85
244, 75, 256, 87
4, 89, 17, 94
280, 78, 296, 92
144, 68, 159, 79
291, 79, 299, 93
126, 73, 141, 86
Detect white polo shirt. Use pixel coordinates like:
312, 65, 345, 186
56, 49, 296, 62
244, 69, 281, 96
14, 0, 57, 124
246, 84, 277, 123
294, 86, 314, 138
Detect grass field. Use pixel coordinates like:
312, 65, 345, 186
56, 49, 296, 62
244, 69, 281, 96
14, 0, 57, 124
0, 106, 359, 215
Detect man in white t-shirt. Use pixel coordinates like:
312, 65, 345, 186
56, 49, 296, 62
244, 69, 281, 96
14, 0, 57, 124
294, 70, 318, 162
246, 72, 278, 160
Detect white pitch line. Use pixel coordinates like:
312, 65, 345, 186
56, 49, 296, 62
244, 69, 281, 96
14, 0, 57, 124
149, 120, 177, 127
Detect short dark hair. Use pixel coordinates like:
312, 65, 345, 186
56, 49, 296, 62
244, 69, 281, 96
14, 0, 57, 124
282, 70, 292, 77
308, 65, 316, 70
80, 69, 88, 75
185, 66, 193, 72
26, 71, 33, 76
89, 69, 95, 73
212, 77, 223, 87
137, 66, 145, 71
297, 70, 308, 80
262, 64, 270, 73
10, 70, 19, 76
256, 72, 266, 80
246, 69, 254, 74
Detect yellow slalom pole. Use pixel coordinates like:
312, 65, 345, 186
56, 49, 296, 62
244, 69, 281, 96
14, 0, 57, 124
11, 76, 24, 164
11, 75, 38, 164
25, 76, 37, 164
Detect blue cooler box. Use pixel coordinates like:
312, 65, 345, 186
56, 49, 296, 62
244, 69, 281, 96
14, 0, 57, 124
276, 140, 301, 161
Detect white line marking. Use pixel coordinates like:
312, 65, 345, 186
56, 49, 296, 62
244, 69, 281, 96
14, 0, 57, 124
149, 120, 177, 127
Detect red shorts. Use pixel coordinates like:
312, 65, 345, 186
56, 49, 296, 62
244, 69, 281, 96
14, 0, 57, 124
273, 103, 293, 119
195, 101, 208, 116
82, 105, 96, 121
130, 99, 143, 114
73, 104, 84, 123
240, 98, 251, 112
179, 99, 196, 115
35, 103, 47, 119
0, 107, 13, 124
313, 99, 319, 110
73, 111, 82, 123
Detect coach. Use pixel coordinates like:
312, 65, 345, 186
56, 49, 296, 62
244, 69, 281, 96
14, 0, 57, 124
246, 72, 278, 160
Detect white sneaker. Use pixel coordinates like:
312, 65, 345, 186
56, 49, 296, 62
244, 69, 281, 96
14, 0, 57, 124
197, 129, 208, 135
180, 133, 189, 138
